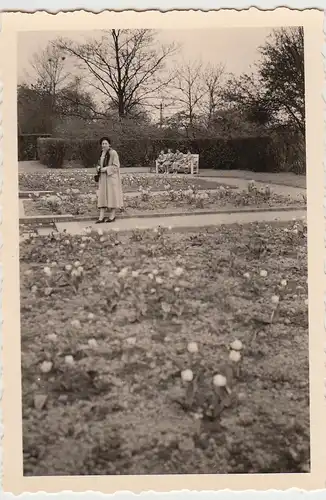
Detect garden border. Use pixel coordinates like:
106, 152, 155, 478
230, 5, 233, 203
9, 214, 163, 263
19, 204, 307, 225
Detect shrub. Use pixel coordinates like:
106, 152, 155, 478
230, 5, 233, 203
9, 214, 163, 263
18, 134, 51, 161
36, 135, 283, 173
78, 139, 100, 168
37, 138, 66, 169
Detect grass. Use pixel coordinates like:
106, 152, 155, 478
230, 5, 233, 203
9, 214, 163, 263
21, 219, 309, 476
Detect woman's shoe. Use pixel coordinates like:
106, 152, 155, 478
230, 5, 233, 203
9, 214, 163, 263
95, 219, 106, 224
107, 217, 116, 223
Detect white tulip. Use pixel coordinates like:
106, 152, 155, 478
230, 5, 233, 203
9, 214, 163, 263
213, 374, 227, 387
174, 267, 184, 277
65, 355, 74, 366
187, 342, 198, 354
260, 270, 268, 277
229, 350, 241, 363
230, 339, 243, 351
40, 361, 53, 373
181, 369, 194, 382
88, 338, 97, 348
43, 266, 52, 276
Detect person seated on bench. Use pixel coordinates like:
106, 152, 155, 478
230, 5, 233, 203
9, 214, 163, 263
172, 149, 184, 173
157, 150, 166, 173
164, 148, 175, 173
180, 150, 192, 173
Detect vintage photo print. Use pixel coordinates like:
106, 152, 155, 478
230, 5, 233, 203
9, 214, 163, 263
1, 8, 325, 494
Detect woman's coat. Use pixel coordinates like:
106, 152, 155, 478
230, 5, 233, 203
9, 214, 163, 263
97, 148, 124, 209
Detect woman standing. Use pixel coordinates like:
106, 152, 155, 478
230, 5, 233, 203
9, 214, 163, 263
96, 137, 124, 224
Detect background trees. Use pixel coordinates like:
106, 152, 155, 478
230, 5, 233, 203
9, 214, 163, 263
18, 26, 305, 154
56, 29, 178, 119
223, 27, 304, 136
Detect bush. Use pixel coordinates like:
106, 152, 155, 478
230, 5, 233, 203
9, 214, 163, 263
18, 134, 51, 161
78, 139, 100, 168
37, 138, 66, 169
36, 135, 284, 173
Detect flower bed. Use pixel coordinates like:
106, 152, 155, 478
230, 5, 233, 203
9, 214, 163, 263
21, 220, 309, 476
23, 185, 305, 218
19, 171, 223, 194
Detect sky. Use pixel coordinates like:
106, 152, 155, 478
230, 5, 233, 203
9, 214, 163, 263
18, 27, 274, 81
17, 27, 275, 119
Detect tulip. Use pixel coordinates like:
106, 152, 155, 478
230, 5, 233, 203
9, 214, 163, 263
213, 374, 227, 387
40, 361, 53, 373
65, 355, 74, 366
187, 342, 198, 354
181, 369, 194, 382
230, 339, 243, 351
229, 350, 241, 363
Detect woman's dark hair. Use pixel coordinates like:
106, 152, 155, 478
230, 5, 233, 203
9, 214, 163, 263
99, 136, 111, 145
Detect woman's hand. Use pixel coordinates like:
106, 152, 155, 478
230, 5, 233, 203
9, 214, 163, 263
100, 167, 108, 173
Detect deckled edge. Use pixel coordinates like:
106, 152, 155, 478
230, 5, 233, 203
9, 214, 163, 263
0, 9, 4, 493
1, 6, 325, 497
323, 4, 326, 455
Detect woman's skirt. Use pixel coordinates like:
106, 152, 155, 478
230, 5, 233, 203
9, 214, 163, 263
97, 172, 124, 209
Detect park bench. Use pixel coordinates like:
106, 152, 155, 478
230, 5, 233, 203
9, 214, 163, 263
154, 153, 200, 175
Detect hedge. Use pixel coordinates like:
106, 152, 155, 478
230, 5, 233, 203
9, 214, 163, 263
18, 134, 51, 161
37, 136, 286, 173
37, 138, 66, 169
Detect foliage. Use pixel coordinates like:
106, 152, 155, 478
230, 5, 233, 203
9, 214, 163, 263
37, 138, 66, 168
78, 140, 100, 168
24, 181, 305, 217
35, 136, 280, 172
18, 133, 52, 161
20, 221, 309, 475
19, 171, 220, 193
18, 43, 97, 135
224, 27, 304, 136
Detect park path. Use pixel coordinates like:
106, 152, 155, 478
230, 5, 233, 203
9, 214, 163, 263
54, 209, 306, 236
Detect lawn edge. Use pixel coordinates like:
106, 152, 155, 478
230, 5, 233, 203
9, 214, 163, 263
20, 205, 307, 225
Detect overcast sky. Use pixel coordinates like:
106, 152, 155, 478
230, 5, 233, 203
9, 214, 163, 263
18, 27, 274, 81
17, 27, 278, 120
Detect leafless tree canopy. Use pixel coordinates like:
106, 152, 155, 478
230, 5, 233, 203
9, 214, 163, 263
56, 29, 179, 118
18, 26, 305, 147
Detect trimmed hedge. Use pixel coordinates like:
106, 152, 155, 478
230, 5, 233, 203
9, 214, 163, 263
37, 136, 285, 172
37, 138, 66, 169
18, 134, 51, 161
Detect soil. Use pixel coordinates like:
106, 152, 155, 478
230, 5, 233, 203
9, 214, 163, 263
20, 220, 310, 476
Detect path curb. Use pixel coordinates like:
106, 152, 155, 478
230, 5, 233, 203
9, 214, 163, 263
19, 204, 306, 225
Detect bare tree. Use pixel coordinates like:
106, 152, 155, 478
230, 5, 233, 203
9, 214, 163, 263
169, 60, 207, 137
28, 42, 69, 115
201, 63, 225, 126
57, 30, 178, 119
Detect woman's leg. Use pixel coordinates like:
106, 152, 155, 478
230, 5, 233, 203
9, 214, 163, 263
108, 208, 116, 221
96, 208, 106, 223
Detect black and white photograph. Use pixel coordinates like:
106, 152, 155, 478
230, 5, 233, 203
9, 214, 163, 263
13, 13, 315, 480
